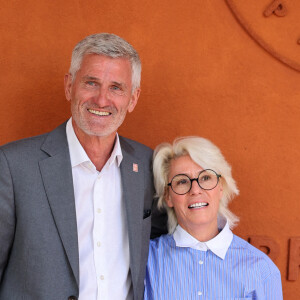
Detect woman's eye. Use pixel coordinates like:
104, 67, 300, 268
201, 175, 211, 181
176, 179, 188, 185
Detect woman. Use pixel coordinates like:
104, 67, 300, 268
144, 137, 283, 299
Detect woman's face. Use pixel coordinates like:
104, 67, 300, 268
166, 155, 223, 239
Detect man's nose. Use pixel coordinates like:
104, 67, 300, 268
94, 87, 110, 107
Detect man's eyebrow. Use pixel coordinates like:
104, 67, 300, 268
111, 81, 123, 86
82, 76, 99, 81
111, 81, 128, 89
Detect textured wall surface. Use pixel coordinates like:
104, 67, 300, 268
0, 0, 299, 298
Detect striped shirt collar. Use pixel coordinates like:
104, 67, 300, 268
173, 216, 233, 259
66, 118, 123, 169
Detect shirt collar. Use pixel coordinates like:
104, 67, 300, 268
173, 216, 233, 260
66, 118, 123, 169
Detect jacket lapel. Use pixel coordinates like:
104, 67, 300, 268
119, 138, 144, 289
39, 123, 79, 286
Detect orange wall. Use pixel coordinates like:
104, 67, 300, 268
0, 0, 299, 298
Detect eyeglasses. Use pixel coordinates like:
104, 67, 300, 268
167, 169, 221, 195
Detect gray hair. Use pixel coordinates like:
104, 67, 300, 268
69, 33, 141, 91
153, 136, 239, 233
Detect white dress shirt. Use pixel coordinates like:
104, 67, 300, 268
66, 119, 132, 300
173, 216, 233, 259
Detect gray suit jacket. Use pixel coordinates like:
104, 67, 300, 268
0, 123, 155, 300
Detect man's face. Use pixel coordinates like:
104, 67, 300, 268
64, 54, 140, 140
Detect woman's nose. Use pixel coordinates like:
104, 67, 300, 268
189, 179, 203, 194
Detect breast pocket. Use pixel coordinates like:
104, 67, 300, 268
217, 298, 251, 300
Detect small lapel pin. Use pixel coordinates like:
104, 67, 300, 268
133, 163, 138, 172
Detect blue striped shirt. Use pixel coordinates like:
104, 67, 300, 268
144, 225, 283, 299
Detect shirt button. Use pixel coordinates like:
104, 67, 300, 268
97, 208, 102, 214
199, 260, 204, 265
97, 242, 101, 247
198, 291, 202, 296
100, 275, 104, 280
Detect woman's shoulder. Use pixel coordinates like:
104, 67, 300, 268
150, 233, 174, 247
230, 234, 281, 276
149, 234, 176, 255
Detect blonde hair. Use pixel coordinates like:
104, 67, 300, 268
153, 136, 239, 233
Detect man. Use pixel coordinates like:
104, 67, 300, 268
0, 33, 166, 300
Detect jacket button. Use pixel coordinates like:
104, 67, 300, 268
68, 296, 77, 300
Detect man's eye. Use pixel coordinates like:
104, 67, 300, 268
111, 85, 121, 90
86, 81, 96, 86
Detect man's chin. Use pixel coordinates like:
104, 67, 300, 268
72, 116, 123, 139
77, 125, 117, 139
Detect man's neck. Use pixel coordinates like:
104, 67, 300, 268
74, 127, 117, 172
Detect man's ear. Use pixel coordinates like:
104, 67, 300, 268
64, 73, 73, 101
127, 88, 141, 113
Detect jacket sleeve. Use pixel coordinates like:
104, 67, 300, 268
0, 149, 15, 283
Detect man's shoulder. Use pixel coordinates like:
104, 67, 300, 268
1, 132, 48, 153
0, 122, 67, 157
119, 136, 153, 156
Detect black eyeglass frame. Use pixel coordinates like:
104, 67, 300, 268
167, 168, 222, 195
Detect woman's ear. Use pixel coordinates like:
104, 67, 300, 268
165, 188, 174, 208
219, 180, 224, 198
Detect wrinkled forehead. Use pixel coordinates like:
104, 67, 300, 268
76, 54, 133, 85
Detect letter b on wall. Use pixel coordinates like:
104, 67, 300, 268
288, 237, 300, 281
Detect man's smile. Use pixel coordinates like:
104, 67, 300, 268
88, 109, 112, 116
